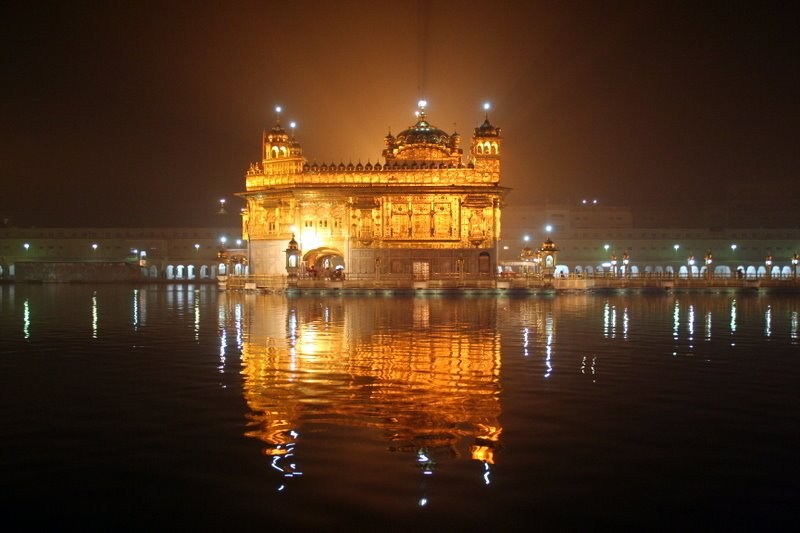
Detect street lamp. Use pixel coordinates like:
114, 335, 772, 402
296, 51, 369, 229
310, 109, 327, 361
704, 250, 713, 280
610, 254, 617, 277
194, 243, 200, 251
765, 253, 773, 279
91, 243, 98, 251
792, 253, 798, 281
687, 255, 695, 278
285, 234, 300, 286
23, 243, 30, 251
603, 243, 610, 253
622, 251, 630, 278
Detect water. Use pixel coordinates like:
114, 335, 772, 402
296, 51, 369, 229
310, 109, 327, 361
1, 285, 797, 529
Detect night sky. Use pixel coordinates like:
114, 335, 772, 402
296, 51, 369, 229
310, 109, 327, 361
2, 1, 797, 227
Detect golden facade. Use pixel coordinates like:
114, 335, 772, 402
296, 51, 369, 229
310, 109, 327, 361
239, 103, 509, 277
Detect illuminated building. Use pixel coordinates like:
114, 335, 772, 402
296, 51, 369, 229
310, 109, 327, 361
239, 102, 509, 278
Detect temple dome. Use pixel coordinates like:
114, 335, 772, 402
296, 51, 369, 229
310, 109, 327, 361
383, 106, 463, 165
395, 114, 452, 148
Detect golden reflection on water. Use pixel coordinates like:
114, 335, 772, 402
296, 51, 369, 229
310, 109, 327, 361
224, 294, 503, 480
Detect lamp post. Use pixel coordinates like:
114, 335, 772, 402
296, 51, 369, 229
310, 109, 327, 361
285, 234, 300, 286
765, 253, 773, 279
792, 253, 798, 281
687, 255, 695, 278
610, 254, 617, 278
622, 251, 630, 278
704, 250, 713, 280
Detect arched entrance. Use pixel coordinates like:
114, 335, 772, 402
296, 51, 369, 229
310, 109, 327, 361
303, 247, 345, 278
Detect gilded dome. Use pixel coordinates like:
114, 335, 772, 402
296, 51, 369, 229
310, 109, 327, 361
395, 114, 451, 148
383, 106, 463, 165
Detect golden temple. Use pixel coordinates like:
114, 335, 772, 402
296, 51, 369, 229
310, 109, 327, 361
238, 102, 509, 278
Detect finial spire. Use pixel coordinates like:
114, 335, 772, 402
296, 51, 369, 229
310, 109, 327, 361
483, 101, 491, 121
417, 99, 428, 120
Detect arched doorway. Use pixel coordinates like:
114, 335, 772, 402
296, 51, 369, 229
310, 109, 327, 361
304, 247, 345, 278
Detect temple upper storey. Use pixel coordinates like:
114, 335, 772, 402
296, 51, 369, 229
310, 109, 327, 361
244, 101, 501, 191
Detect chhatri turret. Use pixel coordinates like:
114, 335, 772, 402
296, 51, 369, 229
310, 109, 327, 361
470, 102, 501, 176
260, 106, 305, 176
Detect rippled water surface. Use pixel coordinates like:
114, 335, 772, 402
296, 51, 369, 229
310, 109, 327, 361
1, 284, 797, 529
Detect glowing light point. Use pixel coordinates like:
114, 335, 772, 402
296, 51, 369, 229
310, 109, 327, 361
91, 243, 98, 250
483, 102, 491, 111
275, 106, 282, 113
220, 236, 227, 245
220, 198, 226, 205
545, 224, 553, 233
23, 242, 30, 250
418, 99, 427, 109
289, 121, 296, 129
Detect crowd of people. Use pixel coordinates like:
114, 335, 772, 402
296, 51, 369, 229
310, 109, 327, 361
304, 264, 345, 280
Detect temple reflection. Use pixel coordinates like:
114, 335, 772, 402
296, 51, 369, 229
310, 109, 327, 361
226, 294, 503, 484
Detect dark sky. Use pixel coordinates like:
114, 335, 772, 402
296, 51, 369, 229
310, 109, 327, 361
2, 1, 797, 227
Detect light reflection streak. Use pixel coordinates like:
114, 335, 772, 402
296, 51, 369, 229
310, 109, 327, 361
791, 311, 798, 341
580, 356, 597, 382
673, 300, 680, 341
219, 329, 226, 372
623, 307, 629, 340
234, 303, 243, 350
705, 311, 712, 341
688, 305, 695, 341
92, 291, 98, 339
765, 305, 772, 337
523, 327, 529, 357
483, 462, 491, 485
603, 301, 616, 338
544, 313, 553, 378
730, 299, 737, 334
194, 292, 200, 341
132, 289, 139, 329
23, 298, 30, 339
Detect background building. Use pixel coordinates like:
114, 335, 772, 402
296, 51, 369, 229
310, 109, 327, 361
0, 226, 240, 281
